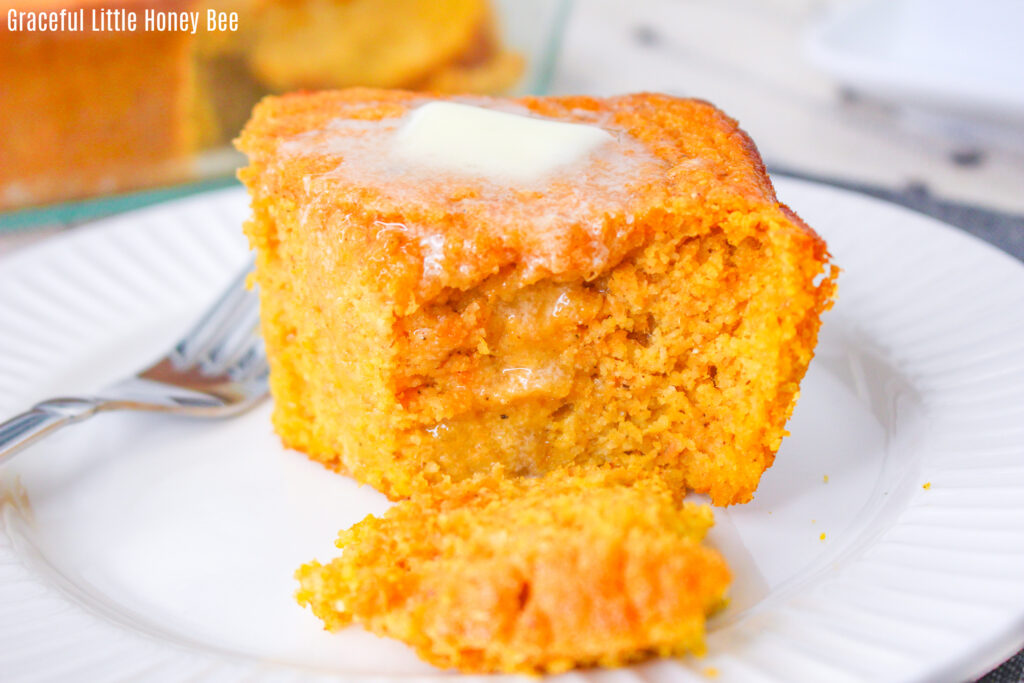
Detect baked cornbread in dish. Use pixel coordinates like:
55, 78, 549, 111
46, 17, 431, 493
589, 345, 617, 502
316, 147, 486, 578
243, 0, 523, 95
0, 0, 197, 210
237, 88, 836, 505
296, 468, 731, 674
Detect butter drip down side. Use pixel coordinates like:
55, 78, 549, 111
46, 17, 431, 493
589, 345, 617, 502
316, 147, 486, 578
274, 98, 670, 296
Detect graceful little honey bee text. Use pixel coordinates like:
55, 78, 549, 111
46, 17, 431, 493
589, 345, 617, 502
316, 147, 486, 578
7, 8, 239, 34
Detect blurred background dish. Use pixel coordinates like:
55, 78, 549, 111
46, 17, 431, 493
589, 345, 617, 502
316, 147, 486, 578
0, 0, 198, 213
805, 0, 1024, 128
804, 0, 1024, 167
0, 0, 569, 217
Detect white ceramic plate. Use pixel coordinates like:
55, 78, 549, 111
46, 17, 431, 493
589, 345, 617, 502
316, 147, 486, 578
804, 0, 1024, 126
1, 178, 1023, 683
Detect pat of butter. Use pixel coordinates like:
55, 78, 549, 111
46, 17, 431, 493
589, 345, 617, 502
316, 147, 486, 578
393, 102, 613, 183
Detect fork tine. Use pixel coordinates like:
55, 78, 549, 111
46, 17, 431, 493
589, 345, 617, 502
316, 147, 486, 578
171, 261, 255, 368
200, 294, 262, 375
230, 342, 269, 384
0, 259, 270, 459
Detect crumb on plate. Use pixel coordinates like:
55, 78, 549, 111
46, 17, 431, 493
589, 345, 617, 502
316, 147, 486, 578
296, 467, 731, 674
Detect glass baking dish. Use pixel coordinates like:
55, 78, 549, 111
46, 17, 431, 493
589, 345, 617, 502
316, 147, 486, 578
0, 0, 571, 230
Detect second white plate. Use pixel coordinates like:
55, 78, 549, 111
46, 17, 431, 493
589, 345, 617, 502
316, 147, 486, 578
805, 0, 1024, 125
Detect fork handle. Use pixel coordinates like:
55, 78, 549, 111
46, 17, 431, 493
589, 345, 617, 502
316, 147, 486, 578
0, 398, 103, 466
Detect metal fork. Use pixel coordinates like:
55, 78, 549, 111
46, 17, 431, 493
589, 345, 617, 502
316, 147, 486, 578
0, 262, 268, 465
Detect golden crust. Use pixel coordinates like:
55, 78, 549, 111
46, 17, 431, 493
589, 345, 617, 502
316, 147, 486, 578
238, 90, 825, 301
296, 468, 731, 674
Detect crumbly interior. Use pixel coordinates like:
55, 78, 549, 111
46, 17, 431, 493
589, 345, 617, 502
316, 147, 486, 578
245, 188, 834, 504
391, 216, 829, 505
296, 468, 731, 674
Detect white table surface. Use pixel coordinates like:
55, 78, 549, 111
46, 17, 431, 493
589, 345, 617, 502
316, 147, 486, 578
554, 0, 1024, 215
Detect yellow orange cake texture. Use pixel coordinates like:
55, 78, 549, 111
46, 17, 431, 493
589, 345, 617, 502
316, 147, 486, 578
237, 88, 837, 507
238, 88, 836, 672
296, 467, 731, 674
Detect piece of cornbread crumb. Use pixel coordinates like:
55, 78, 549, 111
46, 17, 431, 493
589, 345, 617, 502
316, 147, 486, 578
296, 468, 731, 674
